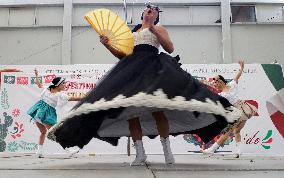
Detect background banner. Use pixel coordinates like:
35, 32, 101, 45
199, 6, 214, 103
0, 64, 283, 156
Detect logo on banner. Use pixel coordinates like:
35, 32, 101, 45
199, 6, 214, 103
44, 74, 56, 84
4, 76, 15, 84
243, 130, 273, 150
16, 77, 28, 85
261, 130, 273, 149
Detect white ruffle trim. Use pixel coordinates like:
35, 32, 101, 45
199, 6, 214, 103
47, 89, 242, 141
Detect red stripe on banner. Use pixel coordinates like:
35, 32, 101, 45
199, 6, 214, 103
271, 111, 284, 138
262, 137, 273, 144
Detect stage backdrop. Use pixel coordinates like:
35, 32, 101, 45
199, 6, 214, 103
0, 64, 283, 156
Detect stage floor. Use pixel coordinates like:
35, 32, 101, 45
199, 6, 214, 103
0, 154, 284, 178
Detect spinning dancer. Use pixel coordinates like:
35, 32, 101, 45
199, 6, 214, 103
27, 69, 81, 158
48, 5, 241, 165
202, 61, 258, 158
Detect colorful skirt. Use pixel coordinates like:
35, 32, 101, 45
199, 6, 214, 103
27, 100, 57, 126
47, 44, 241, 149
234, 100, 258, 121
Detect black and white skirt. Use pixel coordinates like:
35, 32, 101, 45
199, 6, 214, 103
47, 44, 240, 148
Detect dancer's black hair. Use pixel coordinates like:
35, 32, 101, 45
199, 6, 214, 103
217, 75, 227, 84
132, 4, 161, 32
48, 77, 65, 89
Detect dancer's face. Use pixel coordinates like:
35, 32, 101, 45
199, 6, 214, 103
57, 82, 66, 91
213, 76, 226, 90
143, 6, 158, 24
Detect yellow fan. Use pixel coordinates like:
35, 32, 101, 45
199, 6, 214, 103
85, 9, 134, 55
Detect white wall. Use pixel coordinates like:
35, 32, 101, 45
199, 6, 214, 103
0, 0, 284, 66
168, 26, 223, 64
0, 28, 62, 65
231, 24, 284, 63
71, 27, 116, 64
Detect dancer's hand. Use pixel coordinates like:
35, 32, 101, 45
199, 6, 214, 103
34, 68, 43, 88
100, 35, 109, 47
34, 68, 39, 76
68, 92, 85, 101
238, 60, 244, 71
100, 35, 126, 59
149, 25, 158, 35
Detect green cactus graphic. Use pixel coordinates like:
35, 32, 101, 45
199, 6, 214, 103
1, 88, 10, 110
0, 112, 14, 152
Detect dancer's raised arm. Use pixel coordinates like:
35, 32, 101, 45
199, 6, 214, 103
34, 69, 43, 88
100, 36, 126, 59
234, 60, 244, 84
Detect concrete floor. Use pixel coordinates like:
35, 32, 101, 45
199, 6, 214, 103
0, 154, 284, 178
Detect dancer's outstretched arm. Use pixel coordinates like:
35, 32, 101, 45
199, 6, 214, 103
234, 60, 244, 83
34, 69, 43, 88
68, 94, 84, 101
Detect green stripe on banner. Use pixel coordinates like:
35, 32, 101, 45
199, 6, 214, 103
262, 64, 284, 91
262, 130, 272, 141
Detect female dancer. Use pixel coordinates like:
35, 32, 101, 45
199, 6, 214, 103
27, 69, 81, 158
48, 5, 242, 165
202, 61, 258, 158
